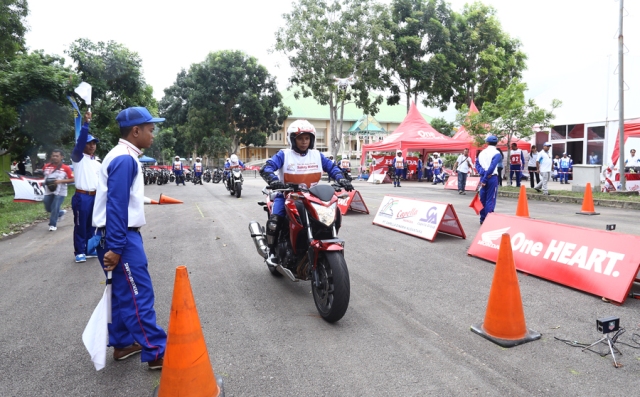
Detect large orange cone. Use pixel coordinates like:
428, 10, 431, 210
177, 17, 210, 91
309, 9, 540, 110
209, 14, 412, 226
469, 192, 484, 215
158, 193, 183, 205
471, 234, 541, 347
576, 183, 600, 215
515, 185, 529, 217
153, 266, 223, 397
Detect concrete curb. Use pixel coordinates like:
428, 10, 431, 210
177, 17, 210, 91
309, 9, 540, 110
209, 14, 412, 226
497, 191, 640, 210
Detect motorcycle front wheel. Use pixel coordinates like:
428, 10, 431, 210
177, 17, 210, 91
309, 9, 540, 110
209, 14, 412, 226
235, 182, 242, 198
312, 251, 350, 323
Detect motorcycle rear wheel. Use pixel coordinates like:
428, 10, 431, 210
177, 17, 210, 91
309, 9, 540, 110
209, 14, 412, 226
312, 251, 350, 323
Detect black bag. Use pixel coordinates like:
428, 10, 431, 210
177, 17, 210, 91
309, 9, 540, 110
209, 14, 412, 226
44, 163, 62, 192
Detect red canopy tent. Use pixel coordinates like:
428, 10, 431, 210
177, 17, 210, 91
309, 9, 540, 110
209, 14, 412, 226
453, 100, 531, 156
361, 102, 469, 163
610, 118, 640, 165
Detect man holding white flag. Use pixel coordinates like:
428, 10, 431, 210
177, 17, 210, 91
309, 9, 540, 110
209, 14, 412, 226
91, 107, 167, 370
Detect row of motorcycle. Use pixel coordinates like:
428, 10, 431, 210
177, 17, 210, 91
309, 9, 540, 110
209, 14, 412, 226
143, 167, 224, 186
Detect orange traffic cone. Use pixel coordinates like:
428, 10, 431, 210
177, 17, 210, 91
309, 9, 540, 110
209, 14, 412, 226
158, 193, 183, 204
469, 192, 484, 215
515, 185, 529, 217
153, 266, 223, 397
471, 234, 541, 347
576, 183, 600, 215
144, 196, 159, 205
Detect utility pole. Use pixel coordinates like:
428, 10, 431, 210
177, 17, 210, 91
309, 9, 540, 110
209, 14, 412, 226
618, 0, 626, 190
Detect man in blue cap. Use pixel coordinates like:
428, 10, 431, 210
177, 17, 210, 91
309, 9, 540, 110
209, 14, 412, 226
71, 111, 101, 263
476, 135, 502, 224
93, 107, 167, 370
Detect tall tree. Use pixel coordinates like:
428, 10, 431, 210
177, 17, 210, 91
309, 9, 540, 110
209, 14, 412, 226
275, 0, 390, 157
0, 0, 28, 62
66, 39, 157, 153
430, 116, 455, 136
457, 80, 561, 160
447, 2, 527, 110
160, 50, 289, 156
385, 0, 455, 113
0, 51, 78, 160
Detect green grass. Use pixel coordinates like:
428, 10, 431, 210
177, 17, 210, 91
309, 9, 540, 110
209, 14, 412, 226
0, 183, 75, 236
499, 185, 640, 202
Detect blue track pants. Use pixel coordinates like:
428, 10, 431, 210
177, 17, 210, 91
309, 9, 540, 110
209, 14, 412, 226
97, 230, 167, 362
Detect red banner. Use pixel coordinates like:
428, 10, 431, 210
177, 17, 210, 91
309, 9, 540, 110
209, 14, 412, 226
370, 155, 418, 175
444, 175, 480, 191
468, 213, 640, 304
335, 189, 369, 215
373, 195, 465, 241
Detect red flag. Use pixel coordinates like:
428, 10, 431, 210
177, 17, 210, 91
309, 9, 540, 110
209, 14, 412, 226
469, 192, 484, 215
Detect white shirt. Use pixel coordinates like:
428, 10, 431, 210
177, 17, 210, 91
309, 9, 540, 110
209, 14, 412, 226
277, 149, 323, 186
72, 153, 101, 191
456, 154, 472, 173
478, 146, 499, 175
625, 155, 640, 166
537, 150, 552, 173
93, 139, 145, 228
527, 152, 538, 167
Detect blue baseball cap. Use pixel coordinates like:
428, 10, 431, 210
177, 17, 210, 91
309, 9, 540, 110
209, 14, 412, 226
86, 134, 99, 143
116, 107, 165, 128
485, 135, 499, 144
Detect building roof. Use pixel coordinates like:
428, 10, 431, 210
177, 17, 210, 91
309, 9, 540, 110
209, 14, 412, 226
281, 89, 432, 123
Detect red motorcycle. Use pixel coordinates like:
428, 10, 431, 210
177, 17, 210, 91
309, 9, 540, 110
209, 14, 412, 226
248, 183, 350, 322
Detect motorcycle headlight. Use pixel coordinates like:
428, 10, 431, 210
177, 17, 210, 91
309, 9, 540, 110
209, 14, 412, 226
311, 202, 337, 227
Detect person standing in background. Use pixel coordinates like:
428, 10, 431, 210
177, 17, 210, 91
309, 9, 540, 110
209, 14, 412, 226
527, 145, 540, 189
417, 155, 423, 182
496, 148, 504, 186
43, 149, 74, 231
509, 142, 524, 187
71, 111, 101, 263
455, 148, 473, 195
534, 142, 552, 195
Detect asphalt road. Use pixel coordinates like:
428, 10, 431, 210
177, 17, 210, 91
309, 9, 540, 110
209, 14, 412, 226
2, 176, 640, 396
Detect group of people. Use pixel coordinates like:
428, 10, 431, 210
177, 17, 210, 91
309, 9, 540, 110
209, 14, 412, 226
171, 154, 244, 186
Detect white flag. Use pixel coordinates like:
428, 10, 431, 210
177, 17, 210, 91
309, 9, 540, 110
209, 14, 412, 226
82, 271, 112, 371
74, 82, 92, 105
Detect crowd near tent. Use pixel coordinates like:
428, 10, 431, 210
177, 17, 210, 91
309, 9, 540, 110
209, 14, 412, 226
360, 102, 469, 162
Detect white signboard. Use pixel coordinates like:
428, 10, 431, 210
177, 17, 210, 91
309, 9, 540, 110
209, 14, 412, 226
373, 195, 465, 241
7, 172, 45, 202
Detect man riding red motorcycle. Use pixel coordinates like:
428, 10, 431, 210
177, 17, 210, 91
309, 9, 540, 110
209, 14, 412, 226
259, 120, 353, 267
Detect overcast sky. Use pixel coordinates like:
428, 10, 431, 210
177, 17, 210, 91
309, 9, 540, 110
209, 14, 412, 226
24, 0, 640, 123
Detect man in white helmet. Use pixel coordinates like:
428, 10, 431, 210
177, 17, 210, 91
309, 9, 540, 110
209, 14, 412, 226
432, 153, 444, 184
173, 155, 185, 186
392, 150, 404, 187
224, 154, 244, 186
193, 157, 204, 185
260, 120, 352, 266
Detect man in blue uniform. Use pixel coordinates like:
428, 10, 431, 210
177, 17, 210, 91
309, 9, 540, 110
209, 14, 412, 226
71, 111, 100, 263
559, 153, 571, 184
509, 142, 524, 187
393, 150, 404, 187
224, 154, 245, 187
477, 136, 502, 224
260, 120, 351, 266
172, 155, 185, 185
417, 155, 423, 182
93, 107, 167, 370
432, 153, 444, 184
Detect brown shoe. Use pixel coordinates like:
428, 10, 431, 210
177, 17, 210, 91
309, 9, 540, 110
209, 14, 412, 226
148, 357, 163, 370
113, 342, 142, 361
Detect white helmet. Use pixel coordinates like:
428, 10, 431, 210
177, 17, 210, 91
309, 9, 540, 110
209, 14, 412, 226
287, 119, 316, 153
433, 152, 440, 157
230, 154, 239, 165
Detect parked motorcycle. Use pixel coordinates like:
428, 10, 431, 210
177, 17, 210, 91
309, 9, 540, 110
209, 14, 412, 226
212, 168, 222, 184
224, 167, 244, 198
248, 183, 350, 323
203, 168, 212, 183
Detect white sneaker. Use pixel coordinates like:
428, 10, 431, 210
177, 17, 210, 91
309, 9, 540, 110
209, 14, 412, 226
49, 226, 57, 231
